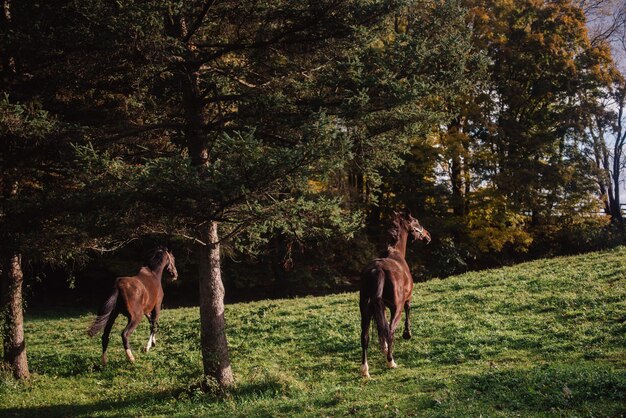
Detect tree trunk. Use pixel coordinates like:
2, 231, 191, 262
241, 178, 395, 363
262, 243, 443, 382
450, 153, 465, 216
447, 118, 467, 217
611, 146, 622, 221
197, 221, 234, 389
269, 234, 289, 297
1, 254, 30, 380
612, 91, 626, 222
611, 174, 623, 221
180, 46, 233, 389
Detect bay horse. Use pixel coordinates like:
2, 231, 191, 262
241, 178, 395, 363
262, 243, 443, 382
359, 211, 430, 378
87, 247, 178, 365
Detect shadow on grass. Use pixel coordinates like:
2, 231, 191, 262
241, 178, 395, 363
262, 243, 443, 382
0, 388, 184, 418
25, 308, 91, 321
453, 362, 626, 414
29, 353, 99, 377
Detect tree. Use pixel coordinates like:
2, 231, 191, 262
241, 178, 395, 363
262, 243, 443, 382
578, 0, 626, 220
435, 0, 616, 254
66, 0, 486, 388
6, 0, 463, 389
0, 97, 60, 380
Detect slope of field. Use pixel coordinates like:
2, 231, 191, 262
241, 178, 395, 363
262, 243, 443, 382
1, 247, 626, 417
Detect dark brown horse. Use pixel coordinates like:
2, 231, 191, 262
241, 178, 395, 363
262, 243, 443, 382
88, 247, 178, 365
359, 211, 430, 378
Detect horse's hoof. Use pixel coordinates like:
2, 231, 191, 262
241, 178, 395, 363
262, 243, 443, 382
101, 353, 107, 367
125, 349, 135, 363
402, 332, 412, 340
387, 359, 397, 369
360, 364, 371, 379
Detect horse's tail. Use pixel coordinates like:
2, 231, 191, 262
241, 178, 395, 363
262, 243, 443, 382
371, 268, 390, 352
87, 286, 119, 337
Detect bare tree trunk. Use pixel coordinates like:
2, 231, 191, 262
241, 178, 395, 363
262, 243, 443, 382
611, 104, 624, 222
450, 153, 465, 216
613, 87, 626, 221
197, 221, 234, 388
177, 33, 234, 389
1, 254, 30, 380
447, 118, 467, 216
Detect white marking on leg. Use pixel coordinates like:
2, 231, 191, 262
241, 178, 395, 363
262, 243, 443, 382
125, 348, 135, 362
360, 362, 370, 378
145, 334, 152, 352
387, 359, 397, 369
101, 352, 107, 366
381, 341, 388, 354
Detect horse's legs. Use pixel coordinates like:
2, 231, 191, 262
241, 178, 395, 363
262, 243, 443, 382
383, 306, 396, 354
359, 298, 372, 378
144, 307, 160, 352
402, 300, 412, 340
121, 312, 142, 362
101, 310, 119, 366
143, 312, 153, 352
387, 306, 404, 369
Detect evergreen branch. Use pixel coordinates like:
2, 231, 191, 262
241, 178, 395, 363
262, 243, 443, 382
106, 123, 184, 141
197, 2, 340, 64
87, 238, 139, 254
183, 0, 218, 44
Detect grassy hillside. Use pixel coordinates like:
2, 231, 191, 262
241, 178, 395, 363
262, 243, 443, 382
1, 247, 626, 417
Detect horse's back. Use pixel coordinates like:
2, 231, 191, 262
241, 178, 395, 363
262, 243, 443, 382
115, 272, 160, 314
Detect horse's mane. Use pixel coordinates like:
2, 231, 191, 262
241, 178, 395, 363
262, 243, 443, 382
145, 247, 168, 271
380, 213, 409, 255
387, 213, 408, 243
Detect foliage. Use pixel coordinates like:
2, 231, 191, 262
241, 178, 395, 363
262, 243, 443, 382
1, 247, 626, 416
355, 0, 625, 280
466, 191, 534, 253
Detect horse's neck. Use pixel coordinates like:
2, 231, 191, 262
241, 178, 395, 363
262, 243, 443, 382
142, 265, 165, 283
388, 229, 408, 257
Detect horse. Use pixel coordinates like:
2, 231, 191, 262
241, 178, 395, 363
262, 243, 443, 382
87, 247, 178, 366
359, 211, 430, 378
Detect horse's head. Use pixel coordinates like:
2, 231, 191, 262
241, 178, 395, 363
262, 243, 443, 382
164, 249, 178, 280
408, 215, 430, 243
395, 210, 431, 244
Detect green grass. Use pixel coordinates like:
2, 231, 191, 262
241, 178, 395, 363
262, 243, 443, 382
2, 247, 626, 417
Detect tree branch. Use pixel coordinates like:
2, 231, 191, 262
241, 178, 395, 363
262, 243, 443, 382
183, 0, 217, 44
106, 123, 184, 141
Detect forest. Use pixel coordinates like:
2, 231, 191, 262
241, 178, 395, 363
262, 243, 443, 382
1, 0, 626, 396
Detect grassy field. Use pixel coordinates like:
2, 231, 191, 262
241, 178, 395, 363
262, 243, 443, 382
1, 247, 626, 417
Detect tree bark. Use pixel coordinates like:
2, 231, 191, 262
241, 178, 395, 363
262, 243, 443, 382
611, 142, 623, 222
197, 221, 234, 388
447, 119, 467, 217
1, 254, 30, 380
179, 39, 233, 389
450, 153, 465, 216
